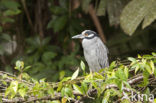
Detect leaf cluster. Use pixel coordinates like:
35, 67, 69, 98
0, 53, 156, 103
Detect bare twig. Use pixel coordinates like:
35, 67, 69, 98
88, 5, 106, 43
21, 0, 34, 32
0, 70, 154, 103
0, 71, 33, 86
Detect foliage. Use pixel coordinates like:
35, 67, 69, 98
0, 1, 155, 102
120, 0, 156, 35
0, 0, 155, 84
94, 0, 156, 35
0, 53, 156, 102
0, 0, 21, 24
0, 0, 84, 81
22, 36, 80, 81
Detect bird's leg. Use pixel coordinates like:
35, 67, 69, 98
90, 70, 93, 79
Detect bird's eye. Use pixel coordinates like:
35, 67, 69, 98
85, 33, 88, 36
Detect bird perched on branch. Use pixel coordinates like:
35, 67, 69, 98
72, 30, 109, 72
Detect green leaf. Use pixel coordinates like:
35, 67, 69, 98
61, 77, 71, 82
110, 88, 122, 97
94, 72, 104, 79
138, 54, 142, 58
150, 60, 155, 73
47, 19, 54, 29
145, 64, 152, 74
1, 33, 11, 41
142, 1, 156, 29
135, 65, 140, 74
144, 87, 150, 95
118, 81, 124, 91
50, 6, 67, 15
15, 60, 24, 71
92, 81, 98, 89
4, 9, 21, 16
81, 82, 88, 94
24, 66, 31, 71
142, 71, 149, 86
64, 87, 72, 97
128, 57, 136, 62
124, 66, 129, 79
39, 78, 46, 83
42, 37, 51, 45
59, 71, 65, 80
10, 81, 18, 93
123, 81, 131, 88
57, 82, 63, 92
80, 61, 85, 72
120, 0, 153, 35
42, 51, 57, 62
10, 92, 16, 99
5, 81, 19, 98
2, 81, 7, 86
109, 61, 116, 70
121, 99, 130, 103
18, 89, 26, 98
96, 0, 106, 16
143, 55, 154, 59
61, 87, 65, 97
0, 0, 20, 9
73, 84, 83, 94
48, 88, 54, 96
152, 52, 156, 56
5, 88, 11, 97
51, 100, 61, 103
22, 73, 30, 80
116, 68, 127, 81
107, 0, 128, 26
1, 17, 14, 23
102, 90, 110, 103
71, 68, 79, 80
48, 16, 68, 32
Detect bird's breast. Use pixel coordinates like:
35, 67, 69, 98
82, 43, 101, 72
82, 38, 97, 49
82, 40, 97, 60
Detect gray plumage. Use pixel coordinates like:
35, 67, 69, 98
72, 30, 109, 72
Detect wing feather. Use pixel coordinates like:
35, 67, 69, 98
96, 39, 109, 69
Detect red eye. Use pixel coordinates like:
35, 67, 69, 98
85, 33, 88, 36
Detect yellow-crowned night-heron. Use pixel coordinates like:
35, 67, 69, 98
72, 30, 109, 72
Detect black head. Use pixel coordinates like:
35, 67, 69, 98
72, 30, 99, 39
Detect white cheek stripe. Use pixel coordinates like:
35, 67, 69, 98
88, 33, 94, 37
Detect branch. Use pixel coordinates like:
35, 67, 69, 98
21, 0, 34, 32
105, 74, 144, 92
0, 71, 154, 103
2, 91, 82, 103
0, 71, 33, 86
88, 5, 106, 43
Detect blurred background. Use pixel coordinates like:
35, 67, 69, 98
0, 0, 155, 81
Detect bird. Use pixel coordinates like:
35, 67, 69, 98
72, 30, 109, 72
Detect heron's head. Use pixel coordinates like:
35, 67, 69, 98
72, 30, 98, 40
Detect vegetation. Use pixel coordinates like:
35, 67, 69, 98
0, 0, 156, 102
0, 53, 156, 102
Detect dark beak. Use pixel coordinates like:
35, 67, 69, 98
72, 34, 84, 39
